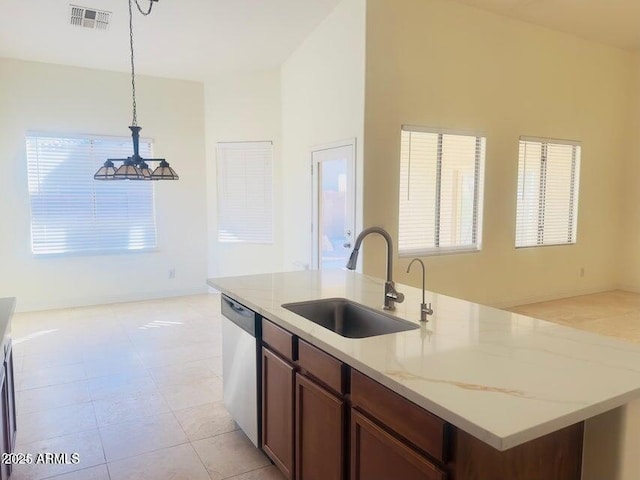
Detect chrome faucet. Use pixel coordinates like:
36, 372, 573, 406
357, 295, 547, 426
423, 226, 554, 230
406, 258, 433, 322
346, 227, 405, 311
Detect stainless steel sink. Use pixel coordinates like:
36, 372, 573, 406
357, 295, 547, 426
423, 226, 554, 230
281, 298, 419, 339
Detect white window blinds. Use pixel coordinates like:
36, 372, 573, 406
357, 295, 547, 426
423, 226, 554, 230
515, 137, 581, 248
398, 126, 485, 256
216, 141, 273, 244
26, 134, 156, 256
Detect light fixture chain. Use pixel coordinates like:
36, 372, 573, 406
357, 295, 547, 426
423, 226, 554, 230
128, 0, 137, 126
133, 0, 154, 16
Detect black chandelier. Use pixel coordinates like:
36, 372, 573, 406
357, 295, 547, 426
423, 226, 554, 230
94, 0, 178, 181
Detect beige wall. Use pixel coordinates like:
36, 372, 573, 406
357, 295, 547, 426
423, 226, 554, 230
281, 0, 366, 270
363, 0, 636, 307
0, 58, 208, 311
619, 55, 640, 292
204, 69, 284, 278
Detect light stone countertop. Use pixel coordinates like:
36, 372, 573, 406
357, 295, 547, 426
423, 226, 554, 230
208, 270, 640, 451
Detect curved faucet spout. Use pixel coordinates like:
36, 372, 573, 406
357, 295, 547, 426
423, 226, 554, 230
407, 258, 433, 322
345, 226, 394, 281
346, 226, 402, 310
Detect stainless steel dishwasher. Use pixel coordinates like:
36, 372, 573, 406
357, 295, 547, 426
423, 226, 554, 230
221, 294, 261, 447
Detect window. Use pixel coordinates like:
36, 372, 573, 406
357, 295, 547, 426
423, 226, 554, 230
216, 141, 273, 243
26, 133, 157, 255
398, 126, 485, 256
515, 137, 581, 248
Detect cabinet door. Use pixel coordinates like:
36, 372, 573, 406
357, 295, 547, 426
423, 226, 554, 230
296, 373, 345, 480
351, 410, 446, 480
262, 347, 294, 479
4, 347, 16, 452
0, 369, 8, 480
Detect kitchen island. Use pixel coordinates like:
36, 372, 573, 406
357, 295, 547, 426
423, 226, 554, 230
208, 270, 640, 479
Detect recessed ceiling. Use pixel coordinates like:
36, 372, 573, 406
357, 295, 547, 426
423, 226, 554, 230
0, 0, 342, 81
450, 0, 640, 51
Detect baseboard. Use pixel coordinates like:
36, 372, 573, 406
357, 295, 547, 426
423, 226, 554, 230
15, 286, 210, 313
491, 284, 619, 309
616, 283, 640, 294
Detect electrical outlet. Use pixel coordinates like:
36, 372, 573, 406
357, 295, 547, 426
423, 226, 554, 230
169, 268, 176, 279
580, 267, 585, 278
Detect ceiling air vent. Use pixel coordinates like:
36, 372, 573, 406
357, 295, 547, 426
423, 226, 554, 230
69, 5, 111, 30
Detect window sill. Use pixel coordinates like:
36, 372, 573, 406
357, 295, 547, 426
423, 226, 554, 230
515, 242, 576, 250
398, 246, 481, 258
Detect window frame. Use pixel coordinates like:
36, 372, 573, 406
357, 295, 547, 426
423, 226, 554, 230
216, 140, 274, 245
26, 131, 158, 257
398, 125, 486, 258
514, 136, 581, 249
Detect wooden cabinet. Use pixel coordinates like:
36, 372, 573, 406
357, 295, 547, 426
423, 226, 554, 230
351, 410, 446, 480
295, 373, 345, 480
4, 346, 16, 453
258, 314, 583, 480
262, 347, 295, 479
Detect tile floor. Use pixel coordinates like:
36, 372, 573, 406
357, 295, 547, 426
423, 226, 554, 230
509, 289, 640, 343
10, 294, 285, 480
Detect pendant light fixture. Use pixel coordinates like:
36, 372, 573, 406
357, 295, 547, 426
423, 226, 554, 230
94, 0, 178, 181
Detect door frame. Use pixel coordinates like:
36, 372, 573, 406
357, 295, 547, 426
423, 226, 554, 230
310, 138, 357, 270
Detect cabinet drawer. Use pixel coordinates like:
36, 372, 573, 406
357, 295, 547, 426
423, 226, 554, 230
297, 340, 345, 395
351, 370, 449, 463
263, 319, 296, 362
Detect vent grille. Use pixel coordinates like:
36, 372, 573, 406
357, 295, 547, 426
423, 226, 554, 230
69, 5, 111, 30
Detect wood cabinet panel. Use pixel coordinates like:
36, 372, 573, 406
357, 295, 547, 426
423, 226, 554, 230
297, 340, 345, 395
295, 373, 345, 480
262, 347, 295, 479
263, 319, 296, 362
351, 409, 446, 480
351, 370, 448, 463
4, 347, 16, 452
454, 423, 583, 480
0, 366, 9, 480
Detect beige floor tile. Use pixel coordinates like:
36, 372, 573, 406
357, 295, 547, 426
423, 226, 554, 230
87, 372, 157, 402
44, 464, 110, 480
99, 412, 188, 462
174, 402, 238, 441
21, 351, 85, 373
148, 360, 218, 387
227, 466, 286, 480
83, 356, 148, 379
160, 377, 223, 411
17, 402, 97, 446
93, 390, 170, 426
137, 343, 218, 368
17, 381, 91, 416
10, 429, 105, 480
107, 443, 210, 480
192, 430, 270, 480
19, 363, 87, 391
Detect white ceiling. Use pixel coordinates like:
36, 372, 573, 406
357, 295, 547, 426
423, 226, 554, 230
0, 0, 342, 81
2, 0, 639, 83
451, 0, 640, 51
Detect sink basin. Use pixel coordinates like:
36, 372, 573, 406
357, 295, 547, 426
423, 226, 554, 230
281, 298, 419, 338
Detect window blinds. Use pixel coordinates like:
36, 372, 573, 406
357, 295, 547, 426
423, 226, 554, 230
515, 137, 581, 248
26, 134, 156, 255
216, 141, 273, 244
398, 127, 485, 256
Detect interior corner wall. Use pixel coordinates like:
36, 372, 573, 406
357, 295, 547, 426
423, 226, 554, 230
204, 69, 284, 278
281, 0, 366, 271
0, 58, 208, 312
363, 0, 635, 308
618, 54, 640, 292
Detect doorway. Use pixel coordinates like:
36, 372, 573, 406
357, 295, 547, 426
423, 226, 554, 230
311, 140, 356, 270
